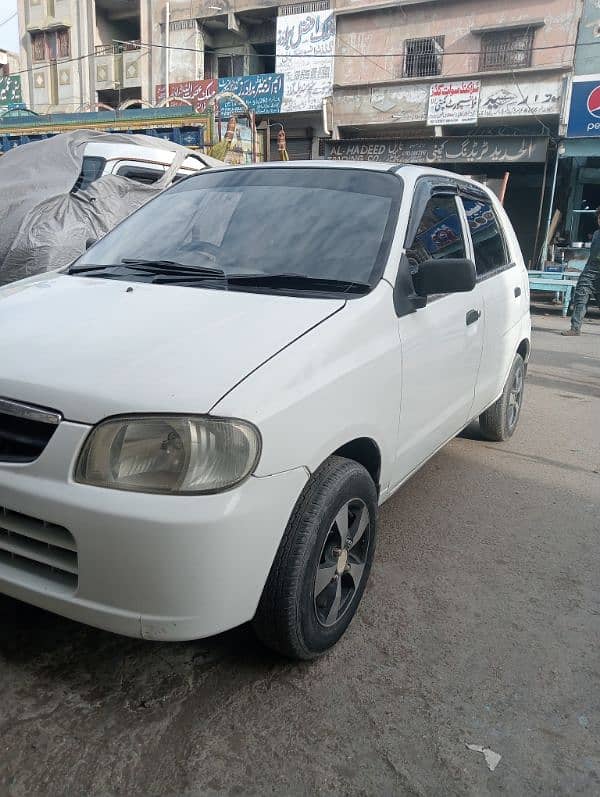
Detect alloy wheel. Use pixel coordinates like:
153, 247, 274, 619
313, 498, 371, 627
507, 365, 524, 430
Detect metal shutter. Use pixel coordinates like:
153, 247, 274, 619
270, 136, 312, 161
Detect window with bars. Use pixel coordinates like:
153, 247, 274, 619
479, 28, 534, 71
217, 55, 245, 77
31, 28, 71, 62
403, 36, 444, 78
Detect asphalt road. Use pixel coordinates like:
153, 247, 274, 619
0, 306, 599, 797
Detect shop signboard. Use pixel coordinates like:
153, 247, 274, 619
276, 10, 335, 113
567, 77, 600, 137
155, 79, 217, 112
0, 75, 22, 106
371, 84, 428, 120
334, 84, 428, 126
218, 74, 284, 117
324, 136, 548, 164
427, 81, 480, 126
479, 79, 561, 118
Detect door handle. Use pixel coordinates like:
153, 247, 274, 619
514, 286, 522, 297
466, 309, 481, 326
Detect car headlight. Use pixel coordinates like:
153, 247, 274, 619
75, 415, 261, 494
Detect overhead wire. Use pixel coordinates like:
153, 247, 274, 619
9, 38, 595, 80
0, 11, 18, 28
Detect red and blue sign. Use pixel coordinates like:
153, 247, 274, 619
567, 79, 600, 137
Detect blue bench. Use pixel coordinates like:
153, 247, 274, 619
528, 275, 576, 317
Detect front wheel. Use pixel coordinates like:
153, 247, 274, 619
253, 456, 378, 660
479, 353, 525, 442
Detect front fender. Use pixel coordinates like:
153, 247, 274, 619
211, 283, 402, 492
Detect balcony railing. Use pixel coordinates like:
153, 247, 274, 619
94, 41, 141, 56
95, 42, 142, 89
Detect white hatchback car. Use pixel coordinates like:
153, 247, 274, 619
0, 162, 530, 659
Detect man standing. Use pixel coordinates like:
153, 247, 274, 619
562, 206, 600, 336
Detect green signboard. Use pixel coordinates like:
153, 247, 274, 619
0, 75, 22, 106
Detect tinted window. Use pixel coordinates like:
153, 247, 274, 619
406, 195, 466, 267
72, 156, 106, 192
116, 165, 165, 185
462, 198, 508, 276
75, 168, 402, 291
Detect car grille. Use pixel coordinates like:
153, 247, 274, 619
0, 397, 62, 463
0, 506, 78, 590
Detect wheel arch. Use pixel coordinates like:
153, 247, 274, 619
517, 338, 530, 364
330, 437, 382, 493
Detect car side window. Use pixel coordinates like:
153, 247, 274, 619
406, 195, 466, 271
71, 156, 106, 193
461, 198, 509, 277
116, 164, 165, 185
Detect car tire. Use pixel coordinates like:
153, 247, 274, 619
252, 456, 378, 661
479, 353, 525, 442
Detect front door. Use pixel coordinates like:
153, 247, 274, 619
392, 189, 484, 486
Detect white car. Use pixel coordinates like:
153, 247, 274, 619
0, 162, 530, 659
72, 141, 223, 191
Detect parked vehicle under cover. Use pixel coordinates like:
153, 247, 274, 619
0, 129, 220, 285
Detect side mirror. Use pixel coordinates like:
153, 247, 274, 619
85, 237, 97, 250
413, 258, 476, 297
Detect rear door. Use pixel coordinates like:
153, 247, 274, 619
459, 191, 526, 412
392, 182, 484, 485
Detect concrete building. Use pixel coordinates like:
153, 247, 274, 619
0, 49, 21, 78
328, 0, 582, 263
14, 0, 331, 157
13, 0, 587, 252
15, 0, 143, 112
145, 0, 333, 158
556, 0, 600, 255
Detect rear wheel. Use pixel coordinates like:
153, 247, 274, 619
253, 456, 378, 660
479, 353, 525, 442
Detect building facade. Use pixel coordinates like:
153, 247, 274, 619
0, 49, 21, 78
558, 0, 600, 255
327, 0, 581, 264
15, 0, 332, 157
14, 0, 590, 259
16, 0, 143, 112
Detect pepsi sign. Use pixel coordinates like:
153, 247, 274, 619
567, 78, 600, 137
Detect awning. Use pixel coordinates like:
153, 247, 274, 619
560, 139, 600, 158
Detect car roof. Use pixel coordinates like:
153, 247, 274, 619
83, 141, 220, 170
199, 159, 491, 192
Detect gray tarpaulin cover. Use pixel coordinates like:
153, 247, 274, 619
0, 130, 195, 285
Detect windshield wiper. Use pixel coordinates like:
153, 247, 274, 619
226, 273, 371, 294
70, 259, 225, 278
69, 264, 113, 274
120, 259, 224, 276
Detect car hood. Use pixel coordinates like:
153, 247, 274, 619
0, 273, 345, 424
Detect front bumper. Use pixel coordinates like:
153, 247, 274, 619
0, 421, 308, 640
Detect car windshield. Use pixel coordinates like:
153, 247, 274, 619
73, 167, 402, 295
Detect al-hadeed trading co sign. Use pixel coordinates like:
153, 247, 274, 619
567, 76, 600, 137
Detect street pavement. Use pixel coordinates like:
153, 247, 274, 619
0, 305, 598, 797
